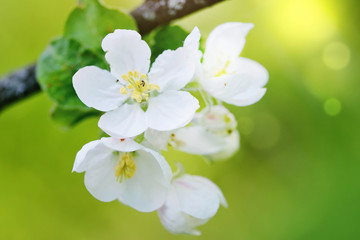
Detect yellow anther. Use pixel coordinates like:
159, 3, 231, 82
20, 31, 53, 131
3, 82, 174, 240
131, 91, 142, 103
120, 87, 128, 94
134, 70, 139, 79
135, 80, 141, 87
149, 83, 160, 91
114, 152, 136, 182
119, 70, 160, 102
140, 74, 147, 80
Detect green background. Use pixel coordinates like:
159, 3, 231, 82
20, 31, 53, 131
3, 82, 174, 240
0, 0, 359, 239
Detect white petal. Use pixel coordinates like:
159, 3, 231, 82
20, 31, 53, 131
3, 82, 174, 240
146, 91, 199, 131
144, 129, 172, 150
148, 48, 195, 91
73, 66, 126, 111
189, 176, 228, 207
84, 154, 124, 202
174, 174, 222, 219
101, 137, 142, 152
230, 57, 269, 87
172, 126, 225, 155
207, 130, 240, 162
157, 187, 207, 235
102, 29, 150, 80
120, 148, 172, 212
73, 140, 111, 172
203, 73, 267, 106
98, 103, 148, 138
184, 26, 200, 50
203, 22, 254, 75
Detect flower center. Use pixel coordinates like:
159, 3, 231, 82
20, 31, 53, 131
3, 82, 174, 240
120, 70, 160, 103
114, 152, 136, 182
215, 60, 231, 77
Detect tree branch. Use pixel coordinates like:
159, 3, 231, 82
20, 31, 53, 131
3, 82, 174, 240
132, 0, 224, 35
0, 0, 223, 111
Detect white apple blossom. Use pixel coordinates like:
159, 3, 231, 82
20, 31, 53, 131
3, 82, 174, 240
184, 23, 269, 106
144, 105, 240, 161
73, 29, 199, 138
72, 137, 172, 212
158, 173, 227, 235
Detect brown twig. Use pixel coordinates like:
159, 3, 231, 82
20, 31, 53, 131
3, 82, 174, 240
0, 0, 223, 111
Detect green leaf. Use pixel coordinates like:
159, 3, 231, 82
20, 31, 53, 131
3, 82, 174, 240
149, 25, 189, 63
64, 0, 137, 51
36, 37, 107, 110
51, 104, 101, 127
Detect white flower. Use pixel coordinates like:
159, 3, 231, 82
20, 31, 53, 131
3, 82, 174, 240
144, 105, 240, 161
158, 174, 227, 235
72, 137, 172, 212
185, 23, 269, 106
73, 29, 199, 138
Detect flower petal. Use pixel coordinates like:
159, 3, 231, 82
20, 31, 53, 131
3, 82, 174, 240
101, 137, 142, 152
174, 174, 222, 219
120, 148, 172, 212
230, 57, 269, 87
98, 103, 147, 138
172, 126, 225, 155
102, 29, 150, 80
73, 66, 126, 111
144, 129, 172, 150
188, 175, 228, 207
203, 22, 254, 76
207, 130, 240, 161
184, 26, 200, 50
157, 187, 207, 235
84, 154, 124, 202
203, 72, 266, 106
72, 140, 110, 172
148, 48, 195, 91
146, 91, 199, 131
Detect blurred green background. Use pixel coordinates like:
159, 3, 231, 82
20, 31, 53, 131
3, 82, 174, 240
0, 0, 359, 239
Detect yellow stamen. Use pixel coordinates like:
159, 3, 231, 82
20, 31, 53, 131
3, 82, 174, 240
120, 87, 127, 94
119, 70, 160, 102
114, 152, 136, 182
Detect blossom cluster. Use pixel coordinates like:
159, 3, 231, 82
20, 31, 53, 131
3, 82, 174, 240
72, 22, 268, 235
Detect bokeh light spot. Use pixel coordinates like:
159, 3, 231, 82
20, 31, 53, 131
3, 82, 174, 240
271, 0, 336, 48
323, 41, 351, 70
324, 98, 341, 116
